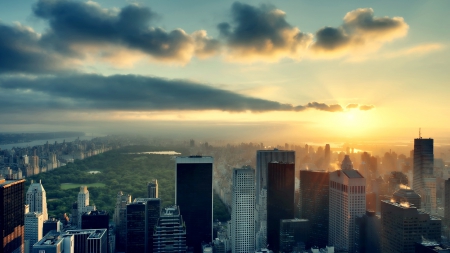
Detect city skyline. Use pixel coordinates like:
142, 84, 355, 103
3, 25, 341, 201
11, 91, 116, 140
0, 1, 449, 142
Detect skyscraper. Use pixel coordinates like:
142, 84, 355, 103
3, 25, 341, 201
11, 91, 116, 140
77, 186, 95, 228
113, 191, 131, 252
24, 212, 44, 253
329, 156, 366, 252
267, 162, 295, 253
126, 198, 161, 253
0, 178, 25, 253
324, 144, 331, 170
153, 206, 187, 253
148, 179, 158, 198
26, 180, 48, 220
413, 137, 436, 213
381, 200, 441, 253
255, 149, 295, 250
176, 156, 213, 253
231, 167, 255, 253
299, 170, 329, 249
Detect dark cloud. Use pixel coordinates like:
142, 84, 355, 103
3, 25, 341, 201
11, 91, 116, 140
0, 74, 350, 113
310, 8, 408, 56
33, 0, 219, 62
359, 105, 375, 111
346, 103, 359, 109
0, 22, 66, 73
218, 2, 312, 62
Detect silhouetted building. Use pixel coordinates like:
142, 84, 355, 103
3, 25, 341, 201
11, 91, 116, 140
329, 156, 366, 253
148, 179, 158, 198
65, 229, 107, 253
153, 206, 187, 253
267, 162, 295, 253
113, 191, 131, 252
255, 149, 295, 250
81, 210, 109, 252
393, 187, 421, 209
1, 178, 25, 253
299, 170, 329, 249
381, 200, 441, 253
355, 210, 381, 253
43, 219, 61, 238
279, 219, 309, 253
176, 156, 213, 253
231, 167, 255, 253
413, 138, 436, 213
126, 198, 161, 253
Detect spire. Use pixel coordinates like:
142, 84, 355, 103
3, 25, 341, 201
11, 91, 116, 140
341, 155, 353, 170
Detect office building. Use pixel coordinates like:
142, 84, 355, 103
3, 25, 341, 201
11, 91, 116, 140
299, 170, 329, 249
392, 187, 421, 209
113, 191, 131, 252
43, 219, 61, 238
32, 230, 74, 253
176, 156, 213, 253
279, 219, 309, 253
153, 206, 187, 253
1, 178, 25, 253
329, 156, 366, 253
267, 162, 295, 253
355, 211, 381, 253
25, 212, 44, 253
65, 229, 107, 253
445, 179, 450, 228
126, 198, 160, 253
381, 200, 441, 253
413, 137, 436, 213
148, 179, 158, 198
26, 180, 48, 220
231, 167, 255, 253
255, 149, 295, 250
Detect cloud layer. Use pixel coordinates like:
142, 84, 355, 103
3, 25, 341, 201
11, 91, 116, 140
218, 2, 312, 62
310, 8, 409, 58
0, 74, 373, 113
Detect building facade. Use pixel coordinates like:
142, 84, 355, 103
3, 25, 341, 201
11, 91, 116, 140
413, 138, 435, 213
255, 149, 295, 250
267, 162, 295, 253
176, 156, 213, 253
0, 178, 25, 253
231, 167, 255, 253
25, 212, 44, 253
329, 157, 366, 253
113, 191, 131, 252
299, 170, 329, 249
26, 180, 48, 220
153, 206, 187, 253
148, 179, 158, 198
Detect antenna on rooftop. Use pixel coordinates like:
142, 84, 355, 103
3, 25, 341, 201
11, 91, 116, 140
419, 128, 422, 139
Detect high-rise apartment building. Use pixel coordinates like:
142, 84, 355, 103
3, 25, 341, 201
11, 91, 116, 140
231, 167, 255, 253
329, 156, 366, 252
413, 137, 436, 213
381, 200, 441, 253
148, 179, 158, 198
255, 149, 295, 250
26, 180, 48, 220
267, 162, 295, 253
153, 206, 187, 253
1, 178, 25, 253
25, 212, 44, 253
176, 156, 213, 253
299, 170, 329, 249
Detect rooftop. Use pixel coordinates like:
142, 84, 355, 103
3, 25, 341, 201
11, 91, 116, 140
342, 169, 363, 178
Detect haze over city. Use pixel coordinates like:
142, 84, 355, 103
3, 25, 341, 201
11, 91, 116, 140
0, 0, 449, 143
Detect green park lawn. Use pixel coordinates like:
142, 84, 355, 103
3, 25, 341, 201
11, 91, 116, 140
60, 182, 106, 190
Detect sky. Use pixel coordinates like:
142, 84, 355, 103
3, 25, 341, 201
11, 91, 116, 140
0, 0, 449, 143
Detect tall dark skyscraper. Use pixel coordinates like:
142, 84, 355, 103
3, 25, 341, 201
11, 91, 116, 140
176, 156, 213, 253
413, 137, 435, 213
255, 149, 295, 249
267, 162, 295, 253
1, 178, 25, 253
299, 170, 329, 249
126, 198, 161, 253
